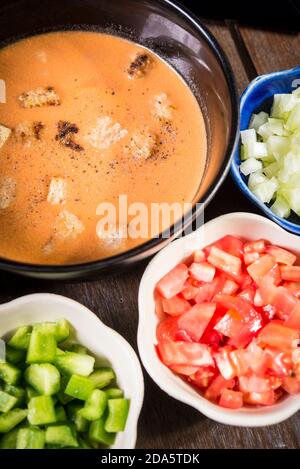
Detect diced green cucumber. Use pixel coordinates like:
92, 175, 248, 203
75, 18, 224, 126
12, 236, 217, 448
55, 352, 95, 377
16, 427, 45, 449
26, 386, 39, 402
105, 398, 130, 433
0, 362, 21, 385
56, 376, 74, 405
0, 390, 18, 412
89, 367, 115, 389
0, 408, 28, 433
65, 343, 88, 355
65, 375, 94, 401
56, 348, 65, 356
4, 384, 26, 406
35, 319, 70, 343
0, 428, 19, 448
24, 364, 60, 395
78, 389, 107, 421
78, 436, 92, 449
104, 387, 124, 399
5, 345, 25, 365
26, 328, 57, 364
67, 402, 88, 432
8, 326, 32, 350
89, 417, 116, 446
27, 396, 56, 425
55, 405, 67, 423
45, 425, 78, 448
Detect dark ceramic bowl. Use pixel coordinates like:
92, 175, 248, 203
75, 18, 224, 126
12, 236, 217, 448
0, 0, 239, 279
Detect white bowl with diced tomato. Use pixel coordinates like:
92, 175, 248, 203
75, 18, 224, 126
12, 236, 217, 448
138, 212, 300, 426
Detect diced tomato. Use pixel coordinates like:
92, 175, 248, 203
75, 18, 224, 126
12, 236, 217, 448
208, 246, 242, 279
265, 347, 293, 376
162, 295, 190, 316
189, 367, 216, 388
243, 390, 276, 406
177, 303, 216, 342
156, 263, 189, 299
244, 239, 266, 254
280, 266, 300, 282
214, 348, 236, 379
258, 321, 299, 350
201, 328, 223, 347
244, 251, 260, 266
214, 295, 262, 348
181, 278, 200, 300
175, 330, 193, 342
246, 340, 269, 375
204, 374, 235, 401
170, 364, 199, 376
254, 289, 264, 307
204, 235, 244, 259
239, 375, 271, 393
259, 283, 297, 319
219, 389, 243, 409
239, 273, 253, 289
158, 340, 214, 367
189, 261, 215, 283
285, 301, 300, 329
156, 317, 179, 343
194, 276, 223, 303
266, 245, 297, 266
247, 254, 277, 285
222, 279, 239, 295
284, 281, 300, 299
154, 291, 165, 321
282, 376, 300, 394
194, 249, 206, 263
230, 349, 250, 376
238, 286, 256, 304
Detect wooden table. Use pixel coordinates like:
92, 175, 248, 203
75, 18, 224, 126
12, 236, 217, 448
1, 10, 300, 450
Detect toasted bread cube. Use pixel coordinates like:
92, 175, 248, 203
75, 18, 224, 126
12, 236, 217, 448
129, 129, 157, 159
96, 224, 127, 248
152, 93, 174, 120
85, 116, 128, 150
19, 87, 60, 108
0, 177, 16, 209
0, 124, 11, 149
47, 178, 67, 205
54, 210, 84, 240
14, 121, 44, 143
127, 53, 152, 78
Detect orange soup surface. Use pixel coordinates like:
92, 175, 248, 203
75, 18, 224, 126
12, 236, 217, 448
0, 31, 207, 264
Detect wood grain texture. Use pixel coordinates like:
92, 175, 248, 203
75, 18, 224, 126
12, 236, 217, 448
1, 20, 300, 449
240, 27, 300, 74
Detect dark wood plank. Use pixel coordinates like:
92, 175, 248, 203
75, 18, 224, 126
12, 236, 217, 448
240, 27, 300, 74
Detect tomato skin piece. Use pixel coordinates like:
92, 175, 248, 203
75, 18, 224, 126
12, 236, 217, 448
243, 390, 276, 406
258, 321, 299, 350
280, 266, 300, 282
208, 246, 242, 279
158, 340, 214, 367
247, 255, 278, 285
156, 263, 189, 299
204, 374, 235, 401
162, 295, 191, 316
189, 261, 216, 283
266, 245, 297, 266
219, 389, 243, 409
177, 303, 216, 342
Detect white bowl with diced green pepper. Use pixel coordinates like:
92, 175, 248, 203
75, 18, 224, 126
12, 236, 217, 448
0, 294, 144, 449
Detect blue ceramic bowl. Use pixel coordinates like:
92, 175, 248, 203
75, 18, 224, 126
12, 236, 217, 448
231, 65, 300, 235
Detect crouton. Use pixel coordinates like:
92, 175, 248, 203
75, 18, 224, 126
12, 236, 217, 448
47, 177, 67, 205
96, 223, 127, 247
85, 116, 128, 150
42, 238, 55, 256
55, 120, 83, 152
127, 53, 152, 78
14, 121, 45, 144
19, 86, 60, 108
0, 124, 11, 149
152, 93, 174, 120
54, 210, 84, 240
0, 176, 16, 209
129, 129, 158, 160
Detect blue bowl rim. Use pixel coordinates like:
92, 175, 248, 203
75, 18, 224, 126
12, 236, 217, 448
231, 65, 300, 235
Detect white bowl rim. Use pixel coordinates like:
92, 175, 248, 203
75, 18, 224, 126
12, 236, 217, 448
138, 211, 300, 427
0, 292, 144, 448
